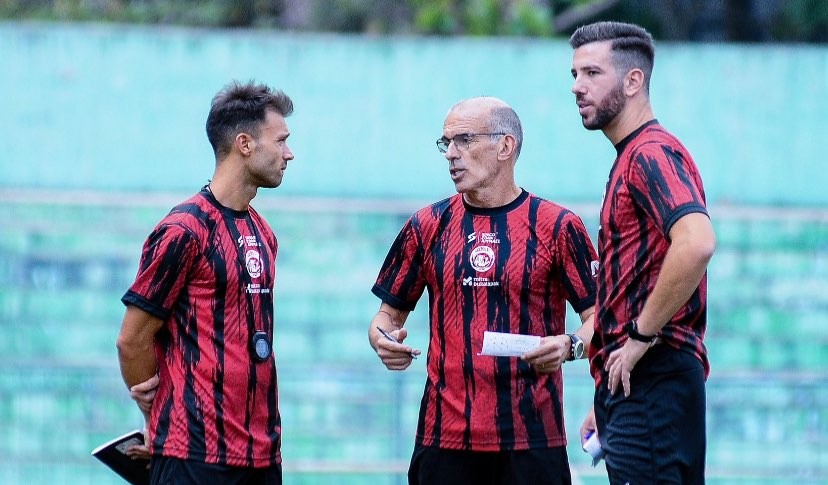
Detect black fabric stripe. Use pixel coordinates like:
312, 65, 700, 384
490, 211, 515, 448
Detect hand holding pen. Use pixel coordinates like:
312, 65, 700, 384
376, 326, 420, 362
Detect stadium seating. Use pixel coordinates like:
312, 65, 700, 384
1, 197, 826, 484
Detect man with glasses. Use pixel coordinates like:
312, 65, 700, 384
368, 96, 598, 484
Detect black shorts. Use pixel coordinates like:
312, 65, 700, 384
594, 345, 706, 484
150, 456, 282, 485
407, 444, 572, 485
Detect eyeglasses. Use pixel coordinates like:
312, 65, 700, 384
436, 133, 506, 153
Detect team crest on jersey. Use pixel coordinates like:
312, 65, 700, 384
591, 260, 600, 277
245, 249, 262, 278
470, 245, 495, 272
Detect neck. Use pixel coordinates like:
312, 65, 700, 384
463, 183, 521, 208
208, 165, 256, 211
603, 99, 655, 146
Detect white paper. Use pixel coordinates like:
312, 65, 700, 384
478, 331, 541, 357
582, 431, 606, 467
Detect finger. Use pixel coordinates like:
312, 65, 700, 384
130, 374, 160, 393
622, 370, 632, 397
378, 348, 414, 362
608, 365, 618, 395
604, 353, 615, 372
382, 354, 415, 367
131, 389, 157, 403
386, 357, 414, 370
125, 444, 151, 459
522, 346, 551, 361
580, 427, 595, 446
132, 388, 157, 399
377, 339, 413, 356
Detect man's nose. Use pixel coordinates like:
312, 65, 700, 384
572, 76, 586, 96
444, 141, 460, 161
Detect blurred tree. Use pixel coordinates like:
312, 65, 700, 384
773, 0, 828, 42
310, 0, 412, 34
0, 0, 825, 43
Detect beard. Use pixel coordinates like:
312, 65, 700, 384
582, 81, 626, 130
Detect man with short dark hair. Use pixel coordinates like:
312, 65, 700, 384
117, 80, 295, 484
569, 21, 716, 483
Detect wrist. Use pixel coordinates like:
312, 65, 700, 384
626, 319, 656, 343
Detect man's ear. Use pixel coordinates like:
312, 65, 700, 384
499, 134, 517, 161
624, 68, 646, 97
235, 133, 254, 156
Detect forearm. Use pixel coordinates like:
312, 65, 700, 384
116, 306, 162, 389
636, 240, 712, 335
574, 307, 595, 354
117, 340, 158, 389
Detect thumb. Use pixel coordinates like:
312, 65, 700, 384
396, 327, 408, 342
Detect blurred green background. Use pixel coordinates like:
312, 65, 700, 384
1, 1, 827, 484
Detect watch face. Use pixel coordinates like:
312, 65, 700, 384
569, 334, 584, 359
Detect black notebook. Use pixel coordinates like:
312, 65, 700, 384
91, 429, 151, 485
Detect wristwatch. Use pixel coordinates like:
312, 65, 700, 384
566, 334, 584, 361
626, 319, 657, 343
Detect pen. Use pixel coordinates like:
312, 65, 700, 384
376, 326, 417, 359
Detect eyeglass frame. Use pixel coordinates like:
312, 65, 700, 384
435, 132, 507, 153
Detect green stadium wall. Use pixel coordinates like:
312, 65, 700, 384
1, 21, 827, 206
1, 21, 827, 484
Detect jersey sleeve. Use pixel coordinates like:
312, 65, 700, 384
628, 143, 708, 236
121, 222, 200, 319
556, 212, 598, 314
371, 217, 427, 312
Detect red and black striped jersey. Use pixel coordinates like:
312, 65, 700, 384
122, 188, 281, 467
372, 190, 597, 451
590, 121, 710, 386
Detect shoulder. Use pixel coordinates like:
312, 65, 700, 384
522, 193, 591, 241
629, 124, 690, 161
165, 193, 217, 224
413, 194, 461, 223
152, 193, 217, 241
526, 192, 578, 221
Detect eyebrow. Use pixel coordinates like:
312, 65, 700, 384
576, 62, 605, 71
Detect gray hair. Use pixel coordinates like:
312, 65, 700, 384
490, 106, 523, 159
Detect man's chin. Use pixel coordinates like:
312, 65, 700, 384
581, 117, 603, 131
269, 173, 285, 188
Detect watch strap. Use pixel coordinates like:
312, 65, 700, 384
627, 319, 657, 343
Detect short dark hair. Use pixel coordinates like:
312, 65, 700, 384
569, 21, 655, 91
206, 80, 294, 159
